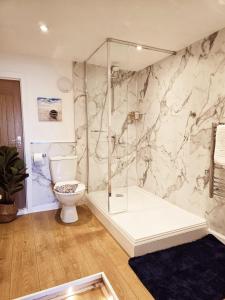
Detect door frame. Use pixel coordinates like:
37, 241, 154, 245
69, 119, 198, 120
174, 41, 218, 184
0, 72, 32, 212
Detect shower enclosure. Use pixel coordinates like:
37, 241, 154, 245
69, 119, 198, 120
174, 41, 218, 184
85, 38, 173, 213
84, 39, 207, 256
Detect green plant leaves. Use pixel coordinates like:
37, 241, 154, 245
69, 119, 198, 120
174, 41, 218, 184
10, 167, 18, 175
0, 146, 29, 204
14, 159, 25, 170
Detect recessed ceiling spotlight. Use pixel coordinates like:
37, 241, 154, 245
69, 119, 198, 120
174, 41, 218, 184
39, 23, 48, 33
136, 45, 142, 51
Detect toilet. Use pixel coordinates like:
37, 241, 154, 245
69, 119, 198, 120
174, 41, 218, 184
49, 156, 85, 223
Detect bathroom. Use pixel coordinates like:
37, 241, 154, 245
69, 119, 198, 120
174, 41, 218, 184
1, 1, 225, 299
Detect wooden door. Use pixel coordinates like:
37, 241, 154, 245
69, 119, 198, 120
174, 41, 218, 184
0, 79, 26, 208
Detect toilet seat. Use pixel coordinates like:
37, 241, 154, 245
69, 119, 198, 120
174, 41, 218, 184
54, 180, 85, 195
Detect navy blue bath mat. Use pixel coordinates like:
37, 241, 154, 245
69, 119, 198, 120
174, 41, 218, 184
129, 235, 225, 300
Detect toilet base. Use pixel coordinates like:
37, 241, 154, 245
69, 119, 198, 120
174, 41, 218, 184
60, 205, 78, 223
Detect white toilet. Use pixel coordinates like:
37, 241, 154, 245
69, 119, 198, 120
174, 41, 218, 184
49, 156, 85, 223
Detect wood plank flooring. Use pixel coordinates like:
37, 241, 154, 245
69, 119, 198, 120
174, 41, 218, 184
0, 205, 154, 300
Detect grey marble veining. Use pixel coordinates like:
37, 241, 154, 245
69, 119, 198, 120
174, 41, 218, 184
73, 27, 225, 236
74, 62, 138, 192
73, 62, 87, 186
135, 30, 225, 236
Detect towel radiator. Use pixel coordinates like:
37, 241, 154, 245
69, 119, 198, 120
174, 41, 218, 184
209, 122, 225, 198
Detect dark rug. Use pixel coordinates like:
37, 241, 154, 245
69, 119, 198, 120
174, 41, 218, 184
129, 235, 225, 300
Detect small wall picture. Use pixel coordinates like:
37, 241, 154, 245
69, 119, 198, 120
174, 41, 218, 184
37, 97, 62, 121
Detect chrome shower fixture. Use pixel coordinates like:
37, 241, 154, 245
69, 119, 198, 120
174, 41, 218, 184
111, 64, 120, 73
111, 64, 120, 78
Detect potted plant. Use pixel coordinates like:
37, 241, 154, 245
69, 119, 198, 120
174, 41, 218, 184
0, 146, 29, 223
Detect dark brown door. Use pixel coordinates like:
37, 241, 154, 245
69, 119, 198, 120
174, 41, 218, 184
0, 79, 26, 208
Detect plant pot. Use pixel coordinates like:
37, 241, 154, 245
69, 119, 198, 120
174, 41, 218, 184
0, 203, 18, 223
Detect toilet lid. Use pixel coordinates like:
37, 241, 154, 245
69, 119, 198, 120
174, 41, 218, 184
54, 180, 85, 194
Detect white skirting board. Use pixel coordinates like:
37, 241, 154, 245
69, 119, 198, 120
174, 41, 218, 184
18, 202, 60, 215
18, 197, 88, 215
17, 208, 29, 215
209, 229, 225, 245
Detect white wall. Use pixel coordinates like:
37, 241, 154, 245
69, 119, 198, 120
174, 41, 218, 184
0, 53, 74, 141
0, 52, 74, 210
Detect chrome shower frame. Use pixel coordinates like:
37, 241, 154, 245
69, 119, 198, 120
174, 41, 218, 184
84, 38, 176, 202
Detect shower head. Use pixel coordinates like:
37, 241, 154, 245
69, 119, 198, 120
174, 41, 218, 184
111, 64, 120, 73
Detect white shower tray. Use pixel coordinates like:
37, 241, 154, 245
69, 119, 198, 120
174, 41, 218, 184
88, 186, 208, 257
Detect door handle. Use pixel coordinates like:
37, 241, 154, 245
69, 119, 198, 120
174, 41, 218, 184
11, 136, 22, 146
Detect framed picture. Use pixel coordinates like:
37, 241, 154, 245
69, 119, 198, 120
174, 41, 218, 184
37, 97, 62, 121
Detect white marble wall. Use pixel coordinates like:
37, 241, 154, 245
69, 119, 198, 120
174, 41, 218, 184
31, 142, 76, 207
74, 62, 138, 192
136, 30, 225, 235
74, 28, 225, 235
111, 70, 138, 189
73, 63, 87, 186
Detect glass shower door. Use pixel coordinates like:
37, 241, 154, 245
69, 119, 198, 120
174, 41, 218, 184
107, 41, 136, 214
85, 39, 139, 214
85, 38, 169, 215
86, 43, 109, 212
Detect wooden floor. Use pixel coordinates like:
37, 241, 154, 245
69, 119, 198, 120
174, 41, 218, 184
0, 205, 154, 300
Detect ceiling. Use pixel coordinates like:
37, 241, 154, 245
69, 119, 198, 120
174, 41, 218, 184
1, 0, 225, 70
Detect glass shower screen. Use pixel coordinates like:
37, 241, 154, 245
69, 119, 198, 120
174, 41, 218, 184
85, 39, 157, 214
107, 40, 135, 213
85, 38, 174, 214
85, 43, 109, 197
